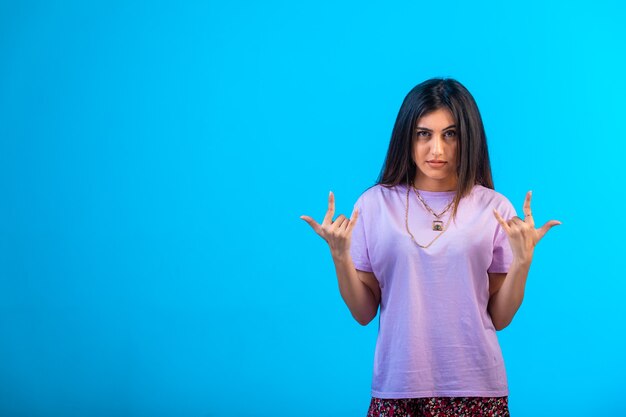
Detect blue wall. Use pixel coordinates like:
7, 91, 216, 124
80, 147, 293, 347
1, 1, 625, 416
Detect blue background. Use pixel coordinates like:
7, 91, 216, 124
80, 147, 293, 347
1, 1, 625, 416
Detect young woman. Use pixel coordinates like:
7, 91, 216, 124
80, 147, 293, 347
301, 78, 560, 416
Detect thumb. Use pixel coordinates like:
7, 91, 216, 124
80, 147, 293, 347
300, 215, 322, 234
537, 219, 562, 241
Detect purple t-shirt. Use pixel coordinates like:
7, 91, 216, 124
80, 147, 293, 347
350, 183, 517, 399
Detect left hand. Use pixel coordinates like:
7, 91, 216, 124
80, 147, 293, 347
493, 190, 561, 263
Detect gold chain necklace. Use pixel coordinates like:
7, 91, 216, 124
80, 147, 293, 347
404, 185, 454, 249
412, 186, 454, 231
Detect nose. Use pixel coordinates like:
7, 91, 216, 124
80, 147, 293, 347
431, 135, 444, 157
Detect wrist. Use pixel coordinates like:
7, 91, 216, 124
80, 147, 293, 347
330, 249, 351, 262
511, 255, 532, 270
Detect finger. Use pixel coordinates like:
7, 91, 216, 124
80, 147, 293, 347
300, 215, 322, 234
338, 209, 357, 232
322, 191, 335, 225
536, 219, 562, 241
346, 206, 359, 234
523, 190, 535, 228
338, 216, 351, 232
493, 209, 512, 235
510, 215, 525, 226
507, 216, 524, 234
334, 214, 348, 230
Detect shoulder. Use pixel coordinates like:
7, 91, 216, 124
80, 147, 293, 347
355, 183, 406, 206
470, 184, 511, 203
468, 185, 515, 210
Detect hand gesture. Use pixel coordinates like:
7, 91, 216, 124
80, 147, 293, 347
300, 191, 359, 257
493, 190, 561, 263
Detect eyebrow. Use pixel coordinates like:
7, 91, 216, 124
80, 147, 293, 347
415, 124, 456, 131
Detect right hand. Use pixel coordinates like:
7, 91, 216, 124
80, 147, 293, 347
300, 191, 359, 257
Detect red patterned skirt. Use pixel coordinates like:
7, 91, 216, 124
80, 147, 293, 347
367, 396, 510, 417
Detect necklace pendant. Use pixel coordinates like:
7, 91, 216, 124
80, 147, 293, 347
432, 220, 444, 231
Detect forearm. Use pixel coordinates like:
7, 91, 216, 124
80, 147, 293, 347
331, 251, 378, 325
488, 258, 532, 330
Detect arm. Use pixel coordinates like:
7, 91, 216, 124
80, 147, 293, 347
487, 259, 531, 331
301, 191, 381, 326
490, 190, 561, 331
331, 252, 380, 325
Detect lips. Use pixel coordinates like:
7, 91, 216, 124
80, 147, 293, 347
426, 161, 447, 168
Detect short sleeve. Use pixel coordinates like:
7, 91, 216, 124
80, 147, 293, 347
488, 197, 517, 274
350, 196, 373, 272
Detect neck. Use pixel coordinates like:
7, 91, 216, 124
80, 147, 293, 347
413, 175, 458, 192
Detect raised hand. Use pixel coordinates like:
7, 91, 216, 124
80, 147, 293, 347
493, 191, 561, 263
300, 191, 359, 257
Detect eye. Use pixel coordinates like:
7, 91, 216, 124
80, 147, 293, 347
444, 130, 457, 138
416, 130, 430, 138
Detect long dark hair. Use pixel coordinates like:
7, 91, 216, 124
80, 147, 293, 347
376, 77, 494, 219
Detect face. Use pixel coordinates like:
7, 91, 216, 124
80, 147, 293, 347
412, 107, 458, 191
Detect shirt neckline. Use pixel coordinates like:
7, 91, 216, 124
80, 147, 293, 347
395, 183, 457, 198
